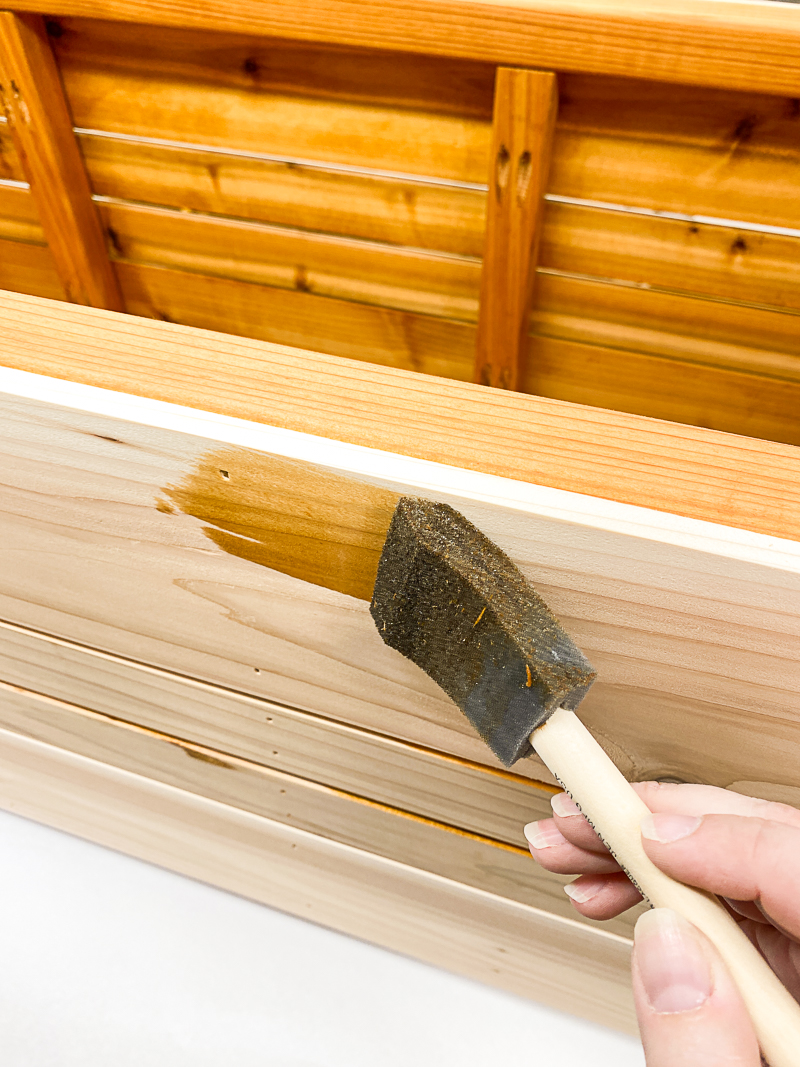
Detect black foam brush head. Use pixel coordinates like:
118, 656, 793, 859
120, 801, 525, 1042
370, 498, 596, 766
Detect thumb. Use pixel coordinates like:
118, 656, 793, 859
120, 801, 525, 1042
633, 908, 760, 1066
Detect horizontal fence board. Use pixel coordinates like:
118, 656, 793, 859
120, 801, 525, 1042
48, 17, 498, 118
0, 127, 26, 183
0, 238, 66, 300
0, 184, 44, 243
51, 18, 800, 231
101, 200, 480, 320
0, 675, 638, 933
0, 726, 637, 1030
14, 0, 800, 98
525, 335, 800, 447
542, 203, 800, 313
80, 134, 488, 256
2, 288, 798, 541
115, 259, 476, 378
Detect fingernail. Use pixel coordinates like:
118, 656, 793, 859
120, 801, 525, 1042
634, 909, 712, 1013
564, 878, 603, 904
641, 813, 702, 843
524, 820, 567, 849
551, 792, 581, 818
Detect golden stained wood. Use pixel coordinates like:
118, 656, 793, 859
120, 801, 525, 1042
474, 68, 557, 390
0, 236, 65, 298
0, 727, 638, 1030
0, 13, 122, 308
10, 0, 800, 96
1, 289, 799, 541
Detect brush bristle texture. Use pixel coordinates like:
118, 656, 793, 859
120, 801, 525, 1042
370, 498, 596, 766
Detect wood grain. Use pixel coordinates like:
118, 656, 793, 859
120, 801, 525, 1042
0, 674, 636, 933
475, 68, 556, 390
1, 289, 799, 542
11, 0, 800, 96
0, 726, 638, 1030
0, 13, 122, 308
0, 181, 43, 242
0, 237, 65, 299
0, 618, 556, 847
0, 122, 26, 181
0, 385, 798, 805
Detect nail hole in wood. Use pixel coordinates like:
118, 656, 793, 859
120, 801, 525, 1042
219, 469, 230, 479
495, 145, 510, 202
516, 150, 532, 204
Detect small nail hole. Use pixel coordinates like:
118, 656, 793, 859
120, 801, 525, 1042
219, 469, 229, 480
495, 144, 510, 202
516, 150, 532, 203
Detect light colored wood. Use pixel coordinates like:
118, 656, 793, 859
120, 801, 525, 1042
0, 725, 638, 1031
1, 289, 799, 541
534, 708, 800, 1067
0, 675, 637, 933
475, 68, 556, 390
0, 617, 557, 847
0, 377, 798, 806
11, 0, 800, 96
0, 237, 65, 298
0, 13, 122, 309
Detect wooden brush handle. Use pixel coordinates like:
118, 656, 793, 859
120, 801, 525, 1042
532, 707, 800, 1067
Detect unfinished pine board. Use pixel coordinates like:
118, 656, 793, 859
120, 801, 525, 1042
475, 68, 556, 389
0, 726, 638, 1031
0, 239, 65, 299
0, 617, 555, 847
1, 676, 641, 934
0, 13, 122, 309
1, 289, 799, 540
0, 363, 799, 806
14, 0, 800, 96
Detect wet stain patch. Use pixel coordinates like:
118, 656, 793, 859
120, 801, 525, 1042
162, 447, 400, 601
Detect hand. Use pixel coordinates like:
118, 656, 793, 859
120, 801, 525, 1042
524, 782, 800, 1064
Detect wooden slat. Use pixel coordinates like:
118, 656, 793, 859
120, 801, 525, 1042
0, 237, 65, 299
0, 123, 26, 181
0, 726, 638, 1030
0, 618, 556, 849
11, 0, 800, 96
0, 676, 636, 933
0, 13, 122, 309
474, 68, 557, 390
0, 384, 798, 803
541, 203, 800, 313
115, 260, 475, 378
0, 182, 43, 242
98, 200, 480, 320
1, 289, 798, 541
81, 134, 488, 255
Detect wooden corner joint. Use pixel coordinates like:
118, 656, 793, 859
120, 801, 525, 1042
474, 67, 558, 392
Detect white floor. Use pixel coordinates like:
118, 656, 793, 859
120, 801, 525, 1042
0, 810, 644, 1066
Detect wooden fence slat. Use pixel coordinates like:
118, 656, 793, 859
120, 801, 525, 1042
474, 68, 557, 390
0, 12, 122, 308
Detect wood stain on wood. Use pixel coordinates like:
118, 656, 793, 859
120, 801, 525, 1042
162, 446, 399, 600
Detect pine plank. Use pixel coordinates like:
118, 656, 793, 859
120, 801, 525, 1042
0, 726, 638, 1031
0, 238, 65, 299
0, 618, 556, 848
0, 383, 798, 804
11, 0, 800, 96
475, 68, 556, 390
99, 199, 480, 321
0, 288, 798, 541
1, 676, 636, 932
0, 123, 26, 182
0, 13, 122, 308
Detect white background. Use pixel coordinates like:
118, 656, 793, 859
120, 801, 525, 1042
0, 810, 645, 1066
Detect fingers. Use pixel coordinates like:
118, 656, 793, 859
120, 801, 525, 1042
632, 781, 800, 830
640, 813, 800, 942
632, 908, 761, 1067
523, 819, 621, 875
563, 872, 642, 920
